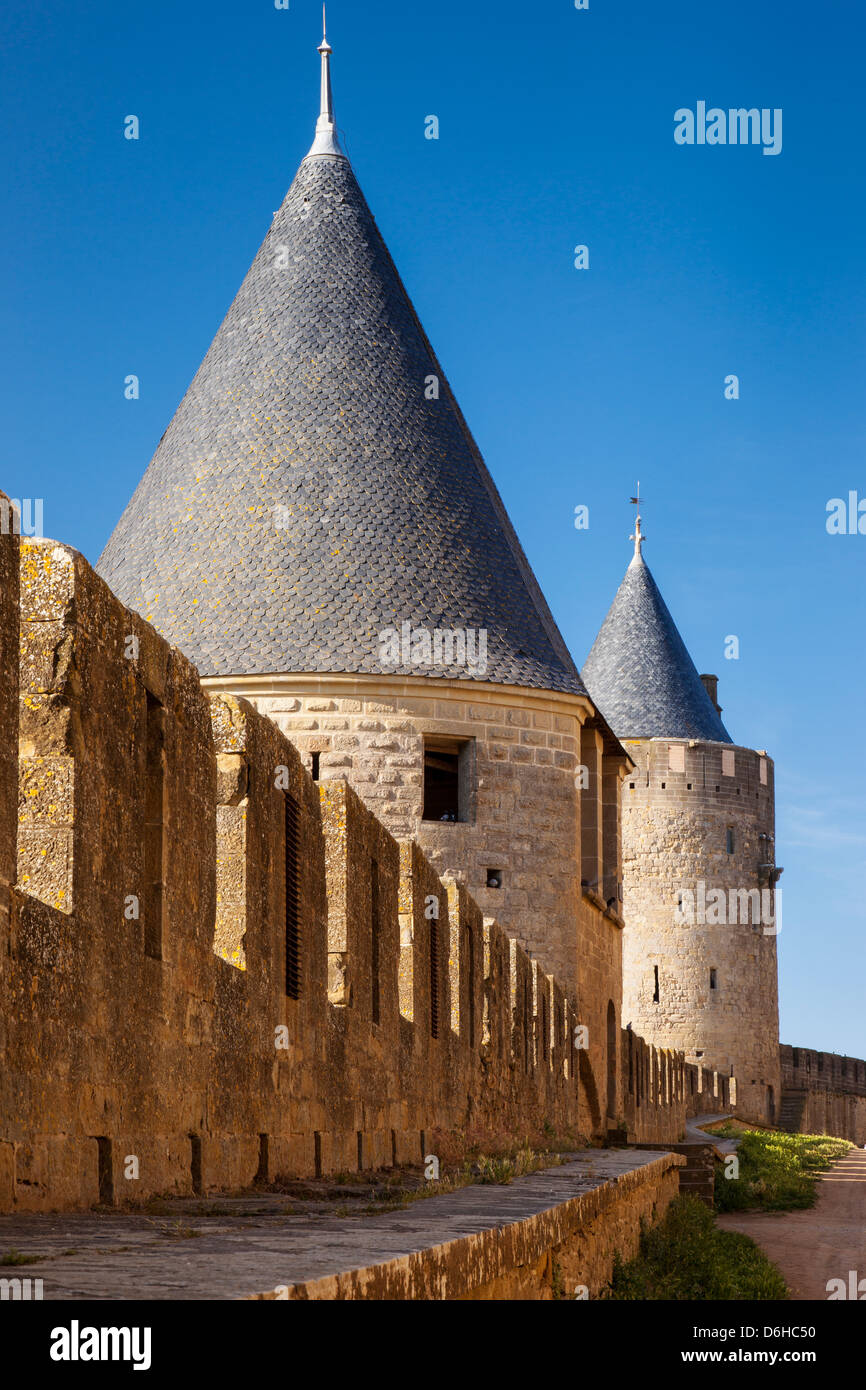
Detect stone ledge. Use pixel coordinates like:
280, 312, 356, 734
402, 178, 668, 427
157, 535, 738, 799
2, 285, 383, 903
254, 1149, 684, 1301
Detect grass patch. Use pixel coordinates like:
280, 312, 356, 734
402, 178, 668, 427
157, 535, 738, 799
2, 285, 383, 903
0, 1249, 42, 1267
474, 1145, 562, 1186
714, 1130, 850, 1213
604, 1196, 788, 1300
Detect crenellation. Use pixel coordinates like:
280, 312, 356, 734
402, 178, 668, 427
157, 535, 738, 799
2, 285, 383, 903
1, 540, 692, 1212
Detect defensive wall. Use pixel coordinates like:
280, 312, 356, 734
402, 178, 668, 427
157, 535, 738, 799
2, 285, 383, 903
0, 518, 691, 1212
780, 1044, 866, 1145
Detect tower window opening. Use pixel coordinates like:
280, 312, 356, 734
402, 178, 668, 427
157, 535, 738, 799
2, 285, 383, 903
143, 691, 167, 961
284, 792, 302, 999
726, 828, 735, 854
429, 919, 440, 1039
310, 751, 320, 781
652, 965, 660, 1003
710, 968, 718, 990
370, 858, 381, 1025
422, 737, 473, 823
486, 868, 502, 889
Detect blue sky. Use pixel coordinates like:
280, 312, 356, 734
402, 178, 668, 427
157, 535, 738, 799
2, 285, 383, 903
2, 0, 863, 1055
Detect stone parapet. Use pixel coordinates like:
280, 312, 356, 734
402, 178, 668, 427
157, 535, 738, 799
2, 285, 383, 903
0, 537, 687, 1210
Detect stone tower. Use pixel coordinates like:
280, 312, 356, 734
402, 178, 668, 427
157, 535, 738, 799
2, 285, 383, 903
97, 25, 630, 1128
582, 518, 781, 1125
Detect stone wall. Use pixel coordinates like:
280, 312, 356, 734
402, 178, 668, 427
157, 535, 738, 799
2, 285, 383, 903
204, 678, 590, 991
780, 1044, 866, 1144
0, 534, 685, 1211
202, 677, 629, 1137
254, 1151, 685, 1301
619, 1031, 731, 1145
620, 737, 781, 1125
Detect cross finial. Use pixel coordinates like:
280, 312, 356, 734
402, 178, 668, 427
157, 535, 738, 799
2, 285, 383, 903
307, 7, 344, 158
629, 483, 646, 557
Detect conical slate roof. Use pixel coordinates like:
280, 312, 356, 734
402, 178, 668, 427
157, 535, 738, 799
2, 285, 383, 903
582, 543, 732, 743
97, 37, 585, 696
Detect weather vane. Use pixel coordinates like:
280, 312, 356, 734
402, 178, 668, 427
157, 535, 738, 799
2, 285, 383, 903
629, 482, 645, 556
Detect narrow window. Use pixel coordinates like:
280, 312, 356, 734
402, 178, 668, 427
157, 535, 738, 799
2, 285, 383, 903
524, 975, 533, 1070
422, 737, 473, 822
710, 968, 718, 990
541, 991, 549, 1063
370, 858, 380, 1025
726, 827, 735, 854
652, 965, 660, 1002
189, 1133, 203, 1196
96, 1137, 114, 1206
310, 751, 320, 781
255, 1134, 269, 1184
606, 1000, 617, 1118
486, 868, 502, 889
429, 919, 440, 1039
143, 692, 166, 960
284, 792, 301, 999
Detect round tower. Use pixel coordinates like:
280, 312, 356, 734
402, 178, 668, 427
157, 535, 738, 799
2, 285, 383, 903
582, 518, 781, 1125
94, 20, 632, 1145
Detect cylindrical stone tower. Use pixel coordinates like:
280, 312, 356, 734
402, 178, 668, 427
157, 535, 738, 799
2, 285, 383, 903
94, 28, 633, 1134
582, 521, 781, 1125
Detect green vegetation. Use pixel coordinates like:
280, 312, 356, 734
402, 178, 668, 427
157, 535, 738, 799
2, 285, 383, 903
360, 1144, 566, 1211
0, 1249, 43, 1267
474, 1145, 563, 1186
714, 1130, 850, 1213
604, 1197, 788, 1301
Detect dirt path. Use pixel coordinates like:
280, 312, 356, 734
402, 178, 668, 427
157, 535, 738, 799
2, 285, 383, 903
717, 1146, 866, 1300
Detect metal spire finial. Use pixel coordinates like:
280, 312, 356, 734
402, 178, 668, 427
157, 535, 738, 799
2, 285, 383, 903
307, 7, 344, 159
629, 483, 646, 558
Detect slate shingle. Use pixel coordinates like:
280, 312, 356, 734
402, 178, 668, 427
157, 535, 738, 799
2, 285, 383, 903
97, 150, 584, 695
582, 551, 733, 743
